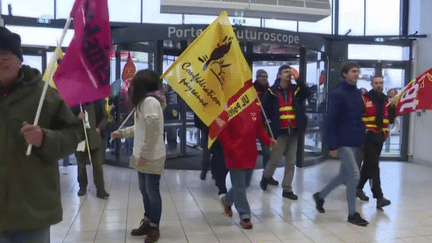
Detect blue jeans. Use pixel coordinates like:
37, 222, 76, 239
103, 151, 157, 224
225, 169, 253, 220
138, 172, 162, 226
318, 147, 360, 216
0, 227, 50, 243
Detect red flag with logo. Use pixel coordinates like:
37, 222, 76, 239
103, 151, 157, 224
121, 52, 136, 97
395, 67, 432, 116
53, 0, 112, 106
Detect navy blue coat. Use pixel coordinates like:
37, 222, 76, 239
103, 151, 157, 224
326, 80, 365, 150
262, 79, 311, 138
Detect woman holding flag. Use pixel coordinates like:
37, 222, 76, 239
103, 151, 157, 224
111, 69, 166, 243
218, 99, 276, 229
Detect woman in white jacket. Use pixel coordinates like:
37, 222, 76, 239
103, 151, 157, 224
111, 69, 166, 243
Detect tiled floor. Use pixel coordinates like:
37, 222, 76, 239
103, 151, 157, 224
53, 160, 432, 243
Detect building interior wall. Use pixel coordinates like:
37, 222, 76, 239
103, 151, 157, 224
410, 0, 432, 166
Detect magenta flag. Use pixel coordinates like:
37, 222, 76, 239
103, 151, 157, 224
54, 0, 112, 106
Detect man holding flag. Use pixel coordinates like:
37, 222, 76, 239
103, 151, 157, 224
52, 0, 112, 198
0, 27, 82, 242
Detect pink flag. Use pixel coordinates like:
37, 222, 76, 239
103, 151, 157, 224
53, 0, 112, 106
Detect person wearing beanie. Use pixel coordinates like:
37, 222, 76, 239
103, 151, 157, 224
0, 27, 83, 242
253, 69, 278, 185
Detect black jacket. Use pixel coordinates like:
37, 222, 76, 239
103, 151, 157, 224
262, 78, 311, 137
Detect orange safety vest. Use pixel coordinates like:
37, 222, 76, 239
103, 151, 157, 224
362, 95, 390, 138
278, 89, 296, 128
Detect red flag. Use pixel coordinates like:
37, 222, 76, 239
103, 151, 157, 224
53, 0, 112, 106
121, 52, 136, 97
395, 67, 432, 116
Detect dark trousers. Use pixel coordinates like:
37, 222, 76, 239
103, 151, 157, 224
138, 172, 162, 226
200, 128, 210, 174
75, 147, 105, 191
357, 132, 385, 199
0, 227, 50, 243
210, 140, 228, 195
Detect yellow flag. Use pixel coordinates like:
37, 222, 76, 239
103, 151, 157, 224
161, 12, 254, 128
43, 47, 64, 89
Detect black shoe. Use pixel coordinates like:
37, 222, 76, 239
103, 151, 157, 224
268, 177, 279, 186
260, 177, 269, 191
77, 188, 86, 196
97, 190, 110, 199
131, 219, 151, 236
313, 193, 325, 213
376, 197, 391, 209
356, 189, 369, 201
200, 171, 207, 180
348, 212, 369, 226
282, 191, 298, 200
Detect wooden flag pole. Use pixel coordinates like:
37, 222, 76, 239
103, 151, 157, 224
26, 17, 72, 156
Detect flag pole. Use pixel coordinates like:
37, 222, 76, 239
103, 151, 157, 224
109, 108, 136, 142
80, 104, 93, 164
256, 96, 275, 139
26, 17, 72, 156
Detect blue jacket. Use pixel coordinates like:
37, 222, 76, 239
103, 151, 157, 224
327, 80, 365, 150
262, 79, 311, 138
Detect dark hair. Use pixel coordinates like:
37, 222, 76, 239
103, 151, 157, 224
278, 64, 291, 75
340, 62, 360, 77
371, 75, 383, 82
129, 69, 161, 108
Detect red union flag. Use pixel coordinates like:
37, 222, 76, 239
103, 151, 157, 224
395, 67, 432, 115
53, 0, 112, 106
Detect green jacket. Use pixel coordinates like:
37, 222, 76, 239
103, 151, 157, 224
0, 66, 83, 230
71, 100, 108, 151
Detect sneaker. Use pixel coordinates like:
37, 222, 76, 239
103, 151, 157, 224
219, 194, 233, 217
77, 188, 86, 196
96, 190, 110, 199
356, 189, 369, 201
347, 212, 369, 226
240, 218, 253, 229
260, 177, 269, 191
312, 193, 325, 213
282, 191, 298, 200
376, 197, 391, 209
131, 219, 151, 236
144, 226, 160, 243
268, 177, 279, 186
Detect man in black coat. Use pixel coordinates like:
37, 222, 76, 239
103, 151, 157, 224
259, 65, 311, 200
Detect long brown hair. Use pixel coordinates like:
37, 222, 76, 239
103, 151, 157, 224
128, 69, 161, 108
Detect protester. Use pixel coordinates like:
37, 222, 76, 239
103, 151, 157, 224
253, 69, 277, 185
0, 27, 82, 242
356, 76, 395, 209
219, 101, 276, 229
260, 65, 311, 200
72, 100, 110, 199
111, 69, 166, 243
313, 62, 368, 226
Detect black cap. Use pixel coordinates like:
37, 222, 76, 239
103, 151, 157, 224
0, 27, 23, 61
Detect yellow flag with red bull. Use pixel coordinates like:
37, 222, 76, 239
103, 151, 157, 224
161, 11, 258, 147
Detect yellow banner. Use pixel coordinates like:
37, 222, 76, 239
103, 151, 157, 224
43, 47, 63, 89
226, 86, 257, 120
161, 12, 252, 126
